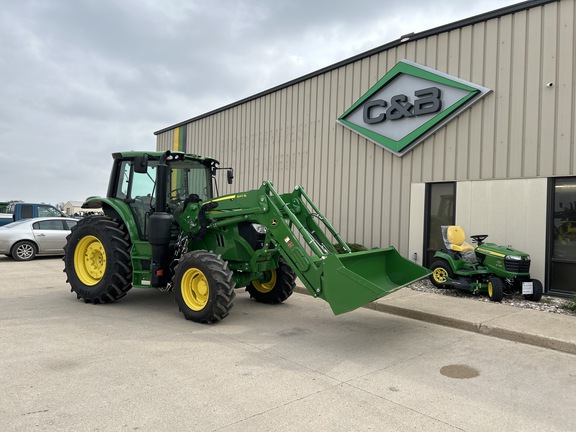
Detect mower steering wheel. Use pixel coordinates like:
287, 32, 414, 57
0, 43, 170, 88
471, 234, 488, 245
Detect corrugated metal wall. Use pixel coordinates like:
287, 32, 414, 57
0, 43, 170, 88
157, 0, 575, 255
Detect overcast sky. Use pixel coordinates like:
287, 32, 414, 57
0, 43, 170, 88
1, 0, 522, 205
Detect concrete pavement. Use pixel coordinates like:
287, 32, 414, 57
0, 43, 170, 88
296, 285, 576, 356
3, 256, 576, 431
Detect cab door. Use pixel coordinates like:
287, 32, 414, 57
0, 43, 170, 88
114, 160, 158, 240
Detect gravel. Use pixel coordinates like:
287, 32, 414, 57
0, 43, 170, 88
408, 278, 576, 317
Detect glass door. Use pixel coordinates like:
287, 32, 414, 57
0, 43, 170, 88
422, 182, 456, 267
424, 182, 456, 267
549, 177, 576, 296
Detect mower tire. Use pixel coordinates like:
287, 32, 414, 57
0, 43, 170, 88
246, 258, 296, 304
488, 277, 504, 302
524, 279, 543, 302
429, 260, 453, 288
64, 216, 133, 304
173, 250, 236, 323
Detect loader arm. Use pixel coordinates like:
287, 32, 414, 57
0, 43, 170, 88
179, 181, 430, 315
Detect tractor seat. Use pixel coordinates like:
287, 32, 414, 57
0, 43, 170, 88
444, 226, 475, 252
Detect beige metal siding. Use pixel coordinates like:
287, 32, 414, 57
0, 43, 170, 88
455, 179, 548, 283
404, 1, 575, 184
157, 0, 574, 255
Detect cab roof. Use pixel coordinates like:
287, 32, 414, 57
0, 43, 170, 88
111, 150, 219, 166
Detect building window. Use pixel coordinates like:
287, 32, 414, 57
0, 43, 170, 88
549, 177, 576, 296
424, 182, 456, 267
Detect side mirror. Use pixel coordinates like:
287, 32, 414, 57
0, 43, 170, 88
134, 155, 148, 174
227, 169, 234, 185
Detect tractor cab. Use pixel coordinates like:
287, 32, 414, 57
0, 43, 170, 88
105, 151, 225, 239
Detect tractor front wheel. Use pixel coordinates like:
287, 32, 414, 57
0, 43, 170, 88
63, 216, 132, 304
429, 260, 453, 288
246, 258, 296, 304
173, 251, 235, 323
487, 277, 504, 302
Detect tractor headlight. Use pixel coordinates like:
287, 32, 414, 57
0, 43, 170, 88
252, 223, 268, 234
505, 255, 522, 261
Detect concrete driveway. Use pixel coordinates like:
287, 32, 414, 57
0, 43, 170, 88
1, 256, 575, 431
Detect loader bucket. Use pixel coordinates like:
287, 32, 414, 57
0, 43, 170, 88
319, 247, 430, 315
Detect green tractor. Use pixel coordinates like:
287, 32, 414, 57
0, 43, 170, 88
429, 225, 543, 302
63, 150, 429, 323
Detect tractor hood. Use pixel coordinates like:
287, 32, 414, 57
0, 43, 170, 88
475, 243, 530, 260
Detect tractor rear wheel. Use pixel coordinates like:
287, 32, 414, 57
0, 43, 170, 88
429, 260, 453, 288
487, 277, 504, 302
173, 251, 235, 323
63, 216, 132, 304
246, 258, 296, 304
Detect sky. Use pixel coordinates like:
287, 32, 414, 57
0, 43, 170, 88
0, 0, 523, 205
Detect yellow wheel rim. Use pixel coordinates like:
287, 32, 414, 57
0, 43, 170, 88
488, 281, 493, 297
74, 235, 107, 286
252, 269, 277, 293
433, 267, 448, 284
181, 268, 210, 311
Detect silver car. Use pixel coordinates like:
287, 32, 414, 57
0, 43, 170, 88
0, 217, 78, 261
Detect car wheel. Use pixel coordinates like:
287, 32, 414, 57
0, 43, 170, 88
12, 240, 37, 261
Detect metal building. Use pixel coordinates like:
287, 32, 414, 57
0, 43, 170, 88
156, 0, 576, 296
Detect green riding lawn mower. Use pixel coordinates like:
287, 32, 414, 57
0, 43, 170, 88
63, 150, 430, 324
429, 225, 543, 302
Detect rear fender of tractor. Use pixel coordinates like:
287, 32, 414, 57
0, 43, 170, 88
83, 197, 140, 242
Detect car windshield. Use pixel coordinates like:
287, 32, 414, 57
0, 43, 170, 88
2, 220, 29, 229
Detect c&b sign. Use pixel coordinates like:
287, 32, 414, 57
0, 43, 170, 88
338, 60, 491, 156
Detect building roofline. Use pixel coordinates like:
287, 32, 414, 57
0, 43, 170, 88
154, 0, 557, 135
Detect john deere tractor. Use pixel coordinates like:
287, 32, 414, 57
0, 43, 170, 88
63, 150, 429, 323
429, 225, 543, 302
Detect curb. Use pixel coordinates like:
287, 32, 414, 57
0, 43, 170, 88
293, 286, 576, 356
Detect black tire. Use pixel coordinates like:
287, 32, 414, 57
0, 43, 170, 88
488, 277, 504, 302
63, 216, 132, 304
524, 279, 543, 302
246, 258, 296, 304
12, 240, 37, 261
173, 250, 235, 323
429, 260, 453, 288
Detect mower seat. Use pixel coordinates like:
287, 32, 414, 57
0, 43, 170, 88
445, 226, 475, 252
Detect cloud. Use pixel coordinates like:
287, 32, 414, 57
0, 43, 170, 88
0, 0, 520, 203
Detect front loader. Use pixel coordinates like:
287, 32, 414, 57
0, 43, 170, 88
64, 150, 429, 323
